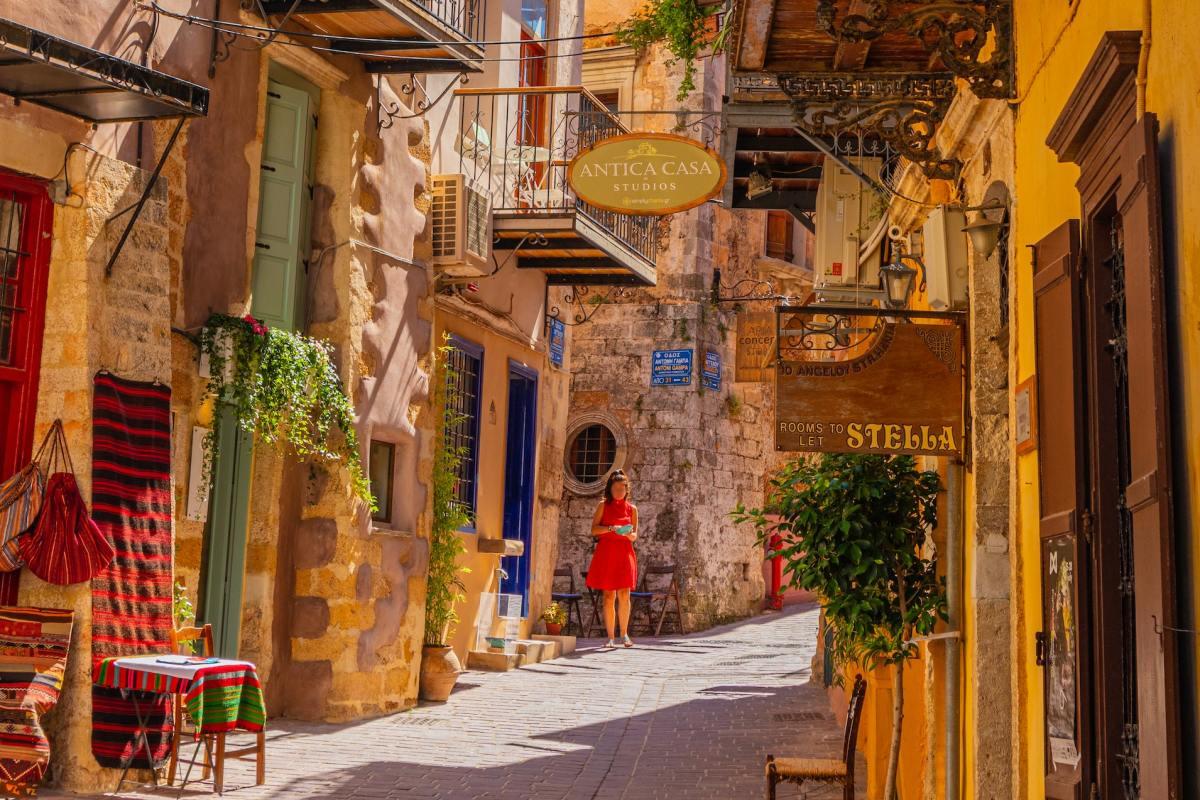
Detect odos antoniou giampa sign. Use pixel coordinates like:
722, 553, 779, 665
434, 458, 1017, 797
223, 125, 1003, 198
567, 133, 726, 216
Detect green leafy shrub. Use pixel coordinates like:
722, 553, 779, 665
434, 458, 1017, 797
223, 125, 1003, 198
540, 602, 567, 626
616, 0, 726, 100
424, 337, 471, 647
733, 453, 945, 800
199, 314, 371, 506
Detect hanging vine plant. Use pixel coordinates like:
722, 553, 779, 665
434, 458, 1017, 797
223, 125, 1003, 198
199, 313, 373, 507
615, 0, 730, 100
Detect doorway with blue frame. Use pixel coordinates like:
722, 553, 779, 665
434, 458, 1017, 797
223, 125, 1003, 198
500, 362, 538, 616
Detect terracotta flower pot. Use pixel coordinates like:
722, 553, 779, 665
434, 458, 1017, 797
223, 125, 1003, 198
419, 644, 462, 702
545, 622, 563, 636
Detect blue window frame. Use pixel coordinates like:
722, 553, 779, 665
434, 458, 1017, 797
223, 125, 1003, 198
446, 335, 483, 529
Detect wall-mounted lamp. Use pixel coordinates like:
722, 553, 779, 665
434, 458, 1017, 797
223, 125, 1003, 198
879, 255, 927, 309
960, 199, 1008, 259
746, 163, 774, 200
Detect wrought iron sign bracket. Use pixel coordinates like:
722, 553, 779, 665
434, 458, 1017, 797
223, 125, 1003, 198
546, 284, 634, 327
815, 0, 1015, 100
710, 269, 789, 305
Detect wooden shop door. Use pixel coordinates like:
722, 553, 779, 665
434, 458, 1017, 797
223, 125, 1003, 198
500, 363, 538, 616
0, 172, 52, 606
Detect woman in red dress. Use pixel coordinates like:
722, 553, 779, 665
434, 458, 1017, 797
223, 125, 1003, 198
586, 470, 639, 647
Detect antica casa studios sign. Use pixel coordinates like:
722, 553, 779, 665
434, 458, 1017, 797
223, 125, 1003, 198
567, 133, 727, 216
775, 322, 964, 457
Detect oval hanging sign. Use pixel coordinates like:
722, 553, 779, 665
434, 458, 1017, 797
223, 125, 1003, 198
567, 133, 727, 216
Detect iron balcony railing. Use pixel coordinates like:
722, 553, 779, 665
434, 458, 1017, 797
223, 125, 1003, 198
412, 0, 484, 43
453, 86, 658, 266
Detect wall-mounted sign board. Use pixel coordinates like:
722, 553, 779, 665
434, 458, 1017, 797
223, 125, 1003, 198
548, 318, 565, 368
775, 317, 964, 457
567, 133, 726, 216
703, 350, 721, 391
1014, 375, 1037, 455
651, 348, 693, 386
735, 311, 775, 382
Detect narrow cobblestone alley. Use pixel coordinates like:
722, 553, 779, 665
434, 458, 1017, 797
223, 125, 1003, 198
57, 605, 864, 800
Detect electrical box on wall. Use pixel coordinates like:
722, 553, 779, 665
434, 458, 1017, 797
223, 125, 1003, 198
922, 206, 969, 311
813, 155, 884, 288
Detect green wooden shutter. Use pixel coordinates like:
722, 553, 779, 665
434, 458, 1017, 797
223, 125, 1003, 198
252, 80, 314, 333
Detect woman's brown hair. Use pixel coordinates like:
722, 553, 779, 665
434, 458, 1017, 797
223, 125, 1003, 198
604, 470, 630, 502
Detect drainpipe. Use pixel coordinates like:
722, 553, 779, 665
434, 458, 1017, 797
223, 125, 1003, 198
1136, 0, 1152, 120
944, 462, 963, 800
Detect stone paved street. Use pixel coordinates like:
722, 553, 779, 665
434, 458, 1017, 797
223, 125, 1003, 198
56, 604, 865, 800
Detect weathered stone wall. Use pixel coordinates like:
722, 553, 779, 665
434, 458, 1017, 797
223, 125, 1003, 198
558, 44, 772, 630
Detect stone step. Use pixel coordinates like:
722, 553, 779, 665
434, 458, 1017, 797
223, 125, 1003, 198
532, 634, 577, 657
466, 649, 519, 672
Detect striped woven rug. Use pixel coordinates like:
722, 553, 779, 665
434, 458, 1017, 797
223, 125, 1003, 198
88, 373, 174, 770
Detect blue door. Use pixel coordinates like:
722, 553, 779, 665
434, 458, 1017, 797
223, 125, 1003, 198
500, 362, 538, 615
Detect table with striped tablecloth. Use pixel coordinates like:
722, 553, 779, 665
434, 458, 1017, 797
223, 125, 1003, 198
94, 655, 266, 735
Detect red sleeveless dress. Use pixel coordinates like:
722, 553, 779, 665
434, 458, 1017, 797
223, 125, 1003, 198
586, 499, 637, 590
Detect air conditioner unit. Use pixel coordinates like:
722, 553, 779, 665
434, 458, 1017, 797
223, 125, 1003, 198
813, 155, 884, 289
922, 206, 969, 311
430, 173, 491, 277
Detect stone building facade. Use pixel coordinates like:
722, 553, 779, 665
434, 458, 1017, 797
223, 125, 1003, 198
0, 0, 448, 789
555, 1, 810, 630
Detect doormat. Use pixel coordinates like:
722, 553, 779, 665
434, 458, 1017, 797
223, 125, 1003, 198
88, 373, 174, 770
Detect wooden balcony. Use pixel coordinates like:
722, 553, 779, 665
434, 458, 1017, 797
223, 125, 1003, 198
454, 87, 658, 286
259, 0, 485, 73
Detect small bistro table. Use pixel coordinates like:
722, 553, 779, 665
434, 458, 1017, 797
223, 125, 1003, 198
93, 655, 266, 793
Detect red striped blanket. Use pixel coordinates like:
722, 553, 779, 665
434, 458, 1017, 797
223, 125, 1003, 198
94, 658, 266, 734
88, 374, 175, 770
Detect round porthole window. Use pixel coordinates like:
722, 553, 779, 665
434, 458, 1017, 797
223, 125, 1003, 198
563, 413, 626, 495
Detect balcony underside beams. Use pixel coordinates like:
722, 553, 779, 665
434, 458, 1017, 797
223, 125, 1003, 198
494, 215, 657, 287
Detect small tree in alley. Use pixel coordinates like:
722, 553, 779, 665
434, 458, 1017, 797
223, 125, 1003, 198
733, 453, 946, 800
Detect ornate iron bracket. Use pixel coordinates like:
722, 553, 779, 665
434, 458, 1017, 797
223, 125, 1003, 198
547, 285, 634, 327
779, 310, 885, 355
815, 0, 1015, 99
710, 270, 787, 304
779, 72, 960, 180
378, 73, 468, 131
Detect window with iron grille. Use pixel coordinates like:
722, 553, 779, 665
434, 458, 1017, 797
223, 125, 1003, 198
446, 337, 483, 526
567, 423, 616, 487
0, 194, 25, 365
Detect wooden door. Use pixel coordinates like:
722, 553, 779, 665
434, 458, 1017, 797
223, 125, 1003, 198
251, 79, 315, 332
1033, 220, 1089, 799
766, 211, 794, 262
0, 172, 52, 606
199, 406, 254, 658
500, 363, 538, 616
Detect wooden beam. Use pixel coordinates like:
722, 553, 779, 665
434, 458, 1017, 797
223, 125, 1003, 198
365, 57, 481, 73
736, 0, 777, 71
732, 189, 818, 211
259, 0, 377, 12
736, 134, 821, 153
832, 0, 873, 71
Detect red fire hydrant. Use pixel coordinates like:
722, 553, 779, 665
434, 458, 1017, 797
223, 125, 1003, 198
766, 532, 784, 610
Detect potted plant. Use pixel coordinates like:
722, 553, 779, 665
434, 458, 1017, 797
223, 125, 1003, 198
734, 454, 945, 800
419, 339, 471, 702
540, 602, 567, 636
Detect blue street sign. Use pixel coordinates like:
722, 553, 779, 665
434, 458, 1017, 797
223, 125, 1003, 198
651, 349, 693, 386
703, 349, 721, 391
549, 318, 565, 367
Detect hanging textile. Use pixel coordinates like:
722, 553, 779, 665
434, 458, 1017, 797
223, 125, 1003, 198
19, 421, 114, 585
0, 463, 42, 572
0, 606, 73, 796
88, 373, 174, 770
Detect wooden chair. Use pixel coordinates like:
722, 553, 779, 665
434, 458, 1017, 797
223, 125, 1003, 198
765, 673, 866, 800
550, 565, 586, 636
629, 564, 684, 637
579, 570, 606, 637
166, 625, 265, 794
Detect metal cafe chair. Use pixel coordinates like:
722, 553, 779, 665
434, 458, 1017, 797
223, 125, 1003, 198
629, 564, 685, 637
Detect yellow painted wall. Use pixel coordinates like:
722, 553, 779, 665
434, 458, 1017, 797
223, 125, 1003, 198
436, 308, 566, 661
1011, 0, 1200, 794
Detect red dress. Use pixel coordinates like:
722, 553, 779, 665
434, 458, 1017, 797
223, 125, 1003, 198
586, 499, 638, 590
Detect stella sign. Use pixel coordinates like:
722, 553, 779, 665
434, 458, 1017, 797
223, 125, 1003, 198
567, 133, 726, 216
775, 320, 964, 457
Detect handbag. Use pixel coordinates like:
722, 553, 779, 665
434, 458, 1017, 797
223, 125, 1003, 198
18, 421, 115, 586
0, 463, 44, 572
